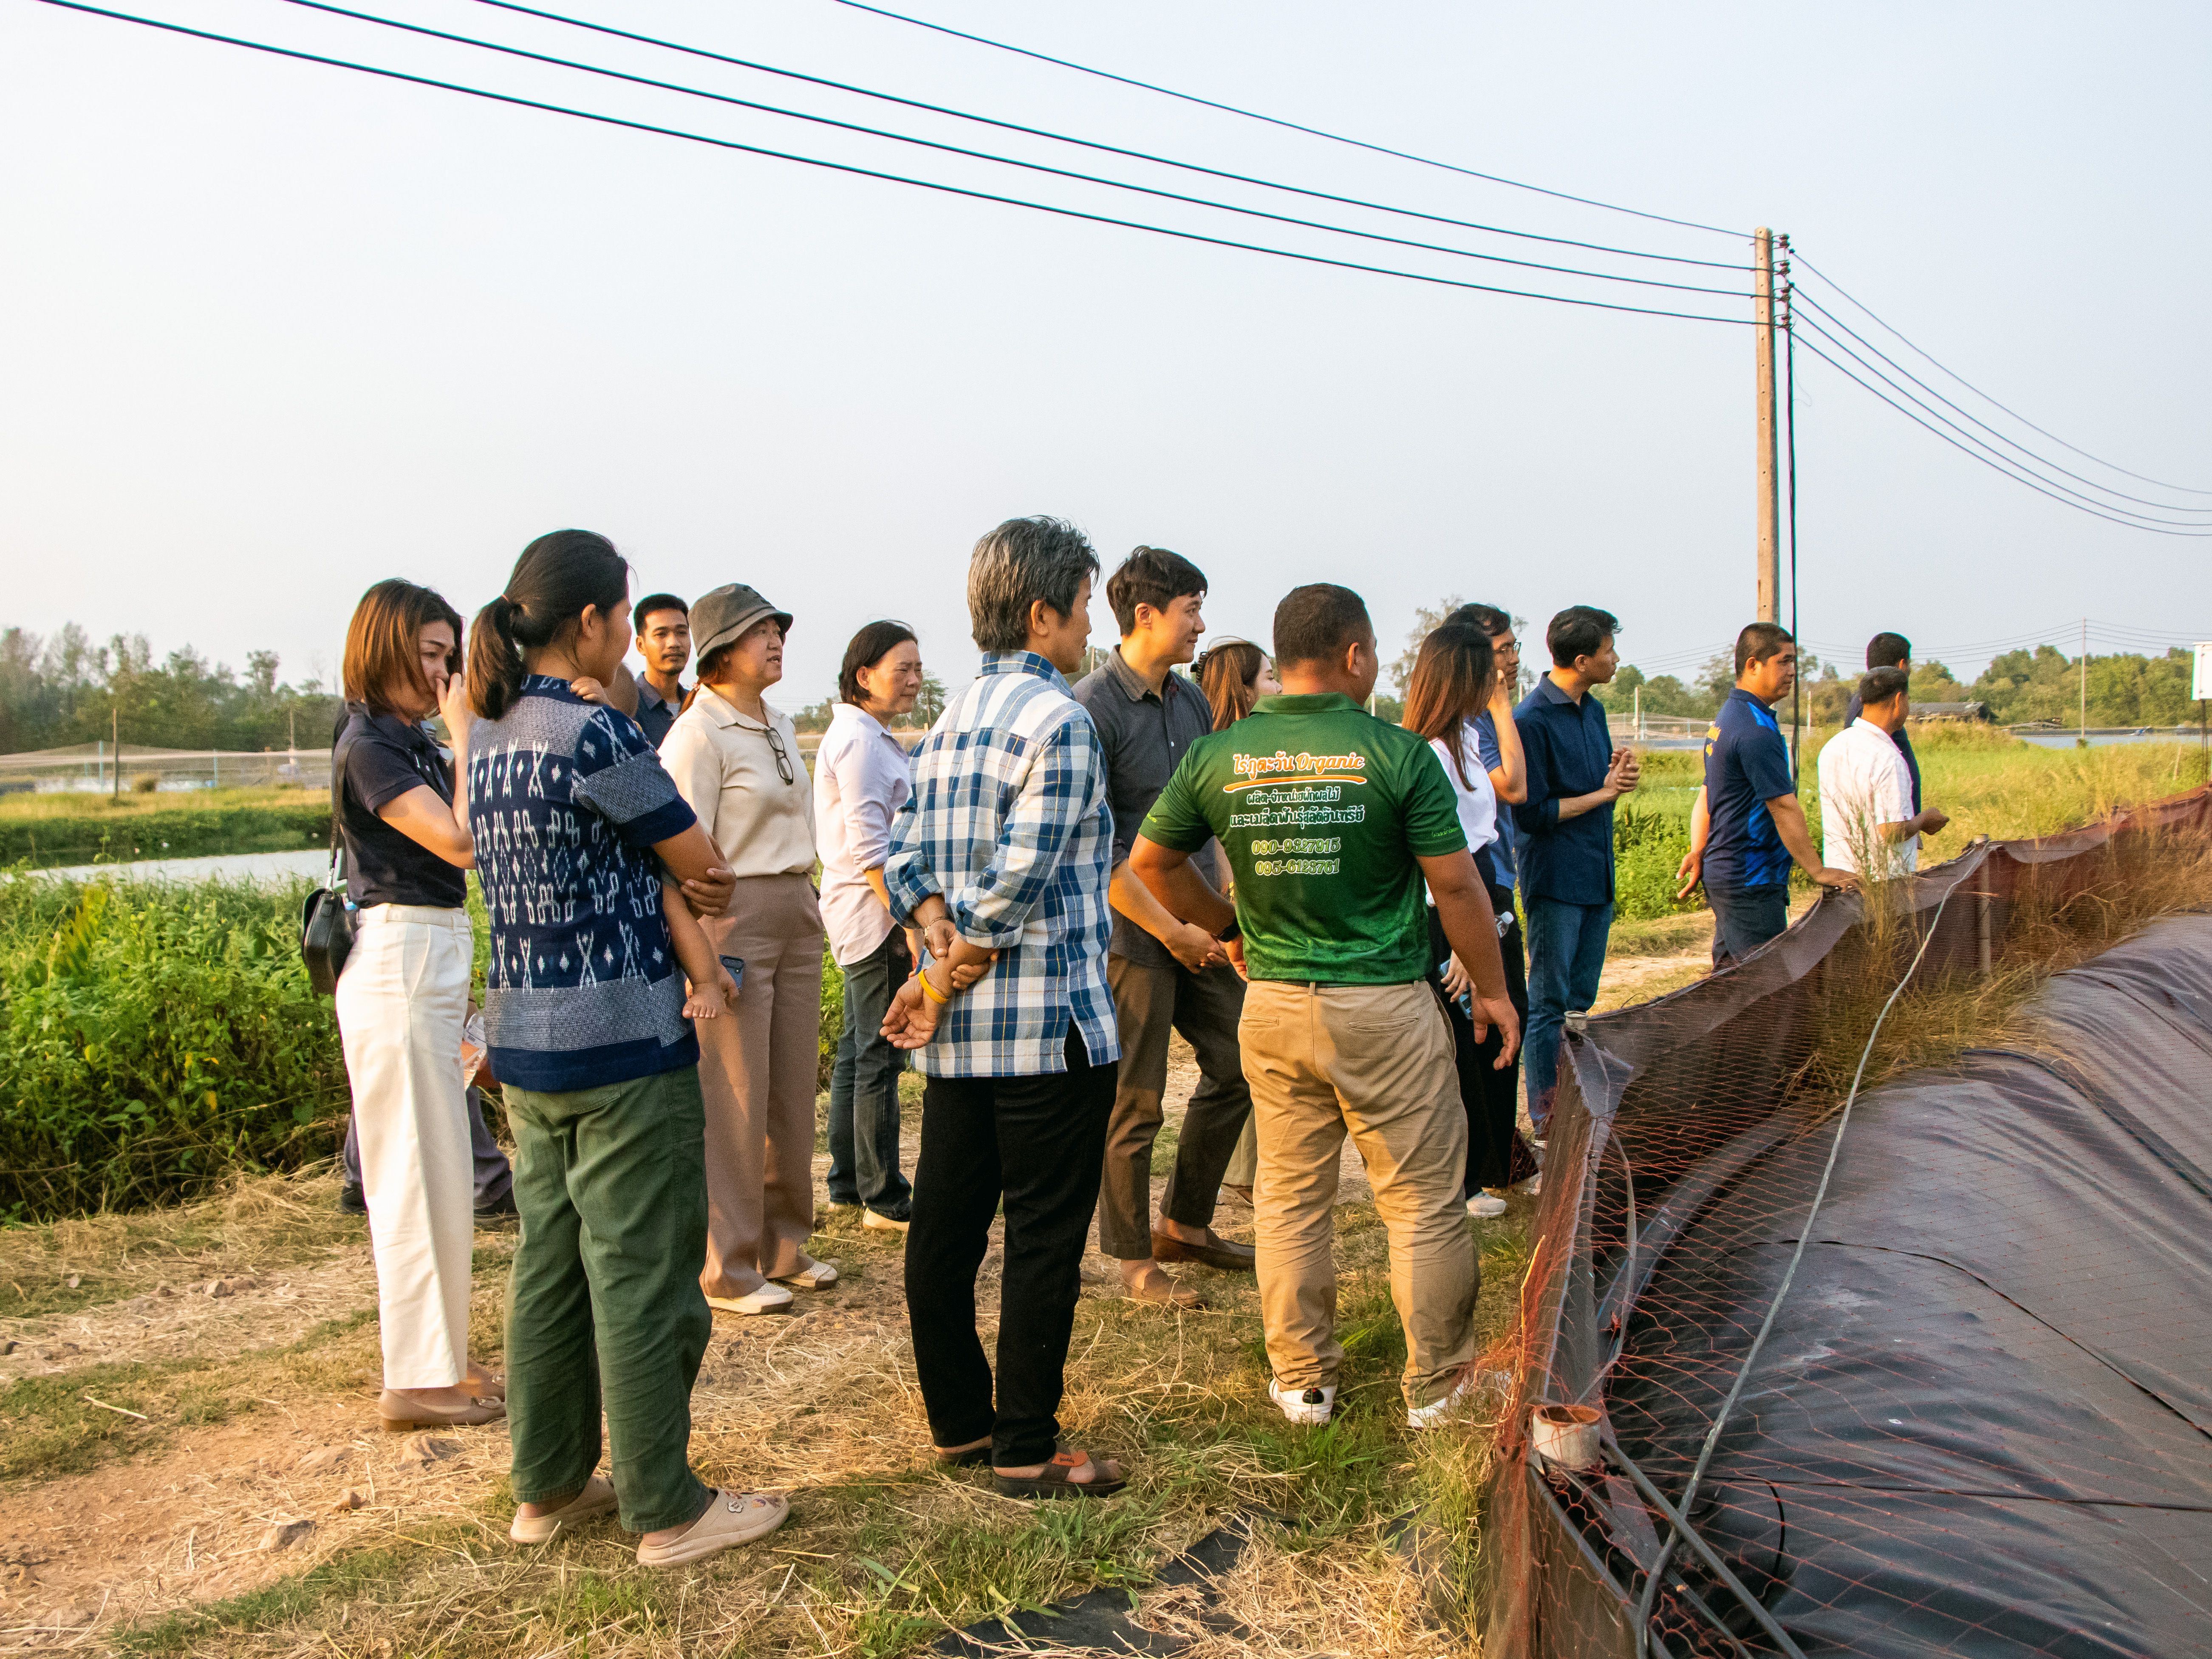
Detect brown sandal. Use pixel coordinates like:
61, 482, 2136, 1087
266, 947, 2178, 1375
992, 1447, 1127, 1500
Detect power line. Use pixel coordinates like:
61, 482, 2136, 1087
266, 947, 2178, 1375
1794, 288, 2212, 516
34, 0, 1761, 326
832, 0, 1748, 241
1796, 312, 2212, 530
272, 0, 1759, 301
464, 0, 1751, 272
1793, 251, 2212, 497
1794, 334, 2212, 538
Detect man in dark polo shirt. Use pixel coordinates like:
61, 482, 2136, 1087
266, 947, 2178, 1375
632, 593, 693, 748
1512, 606, 1638, 1136
1073, 547, 1256, 1311
1132, 583, 1517, 1433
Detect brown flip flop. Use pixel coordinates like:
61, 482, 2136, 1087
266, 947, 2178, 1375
993, 1447, 1127, 1500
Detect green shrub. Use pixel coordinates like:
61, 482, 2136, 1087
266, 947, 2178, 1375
0, 878, 347, 1220
818, 958, 846, 1092
1613, 810, 1702, 921
0, 802, 331, 868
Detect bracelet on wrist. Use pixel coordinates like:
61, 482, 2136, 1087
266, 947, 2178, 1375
915, 968, 951, 1005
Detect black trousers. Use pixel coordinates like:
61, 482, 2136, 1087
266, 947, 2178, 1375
904, 1024, 1116, 1466
1096, 954, 1253, 1259
1427, 893, 1539, 1194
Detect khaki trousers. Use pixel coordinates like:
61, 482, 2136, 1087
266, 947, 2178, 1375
698, 875, 826, 1298
1239, 979, 1477, 1409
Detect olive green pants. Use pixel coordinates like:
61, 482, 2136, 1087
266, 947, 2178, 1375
503, 1065, 714, 1534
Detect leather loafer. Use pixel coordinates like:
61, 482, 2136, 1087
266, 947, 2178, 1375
1150, 1229, 1256, 1272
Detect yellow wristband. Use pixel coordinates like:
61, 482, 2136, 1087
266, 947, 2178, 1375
916, 968, 950, 1005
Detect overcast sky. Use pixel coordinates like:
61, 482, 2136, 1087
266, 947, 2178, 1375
4, 0, 2208, 708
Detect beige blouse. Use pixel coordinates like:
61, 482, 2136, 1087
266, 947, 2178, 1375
659, 686, 817, 878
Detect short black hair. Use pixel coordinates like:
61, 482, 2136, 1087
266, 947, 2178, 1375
1735, 621, 1796, 675
838, 620, 918, 705
1273, 583, 1372, 667
1450, 602, 1513, 638
1547, 606, 1619, 667
634, 593, 688, 632
1859, 665, 1910, 705
1105, 546, 1208, 635
1866, 631, 1912, 670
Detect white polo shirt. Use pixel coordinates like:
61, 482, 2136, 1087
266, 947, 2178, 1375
813, 702, 915, 966
1818, 718, 1918, 877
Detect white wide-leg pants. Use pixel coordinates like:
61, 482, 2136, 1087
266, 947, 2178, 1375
335, 903, 474, 1390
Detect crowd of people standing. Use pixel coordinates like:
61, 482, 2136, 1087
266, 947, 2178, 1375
325, 517, 1940, 1560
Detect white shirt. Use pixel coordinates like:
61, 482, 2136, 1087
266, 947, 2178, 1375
814, 702, 915, 966
1426, 723, 1499, 904
1818, 718, 1918, 877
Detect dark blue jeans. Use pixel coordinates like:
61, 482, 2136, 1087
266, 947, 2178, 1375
1523, 895, 1613, 1132
827, 929, 913, 1215
1707, 882, 1790, 969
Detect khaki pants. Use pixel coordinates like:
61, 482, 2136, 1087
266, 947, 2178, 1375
698, 875, 825, 1297
1239, 980, 1477, 1409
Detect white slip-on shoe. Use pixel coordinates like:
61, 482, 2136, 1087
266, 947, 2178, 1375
705, 1282, 793, 1316
861, 1209, 911, 1234
776, 1259, 839, 1291
1407, 1366, 1478, 1431
509, 1473, 619, 1543
1269, 1377, 1337, 1426
1465, 1192, 1509, 1219
634, 1489, 789, 1567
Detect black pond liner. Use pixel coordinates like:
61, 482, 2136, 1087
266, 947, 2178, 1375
1482, 785, 2212, 1659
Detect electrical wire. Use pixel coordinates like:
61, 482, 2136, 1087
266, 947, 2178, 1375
1793, 336, 2212, 538
33, 0, 1764, 326
832, 0, 1748, 240
1793, 251, 2212, 497
467, 0, 1753, 272
1794, 290, 2212, 516
1796, 314, 2212, 531
271, 0, 1760, 300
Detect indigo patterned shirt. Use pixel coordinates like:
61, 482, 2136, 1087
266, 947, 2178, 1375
883, 652, 1120, 1079
467, 676, 701, 1092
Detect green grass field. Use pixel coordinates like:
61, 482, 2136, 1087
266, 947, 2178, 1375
0, 785, 329, 866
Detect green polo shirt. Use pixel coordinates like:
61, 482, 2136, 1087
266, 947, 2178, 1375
1140, 692, 1467, 985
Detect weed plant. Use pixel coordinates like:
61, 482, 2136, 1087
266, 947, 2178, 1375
0, 790, 329, 866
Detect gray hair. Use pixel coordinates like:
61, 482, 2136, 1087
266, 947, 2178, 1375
967, 517, 1099, 652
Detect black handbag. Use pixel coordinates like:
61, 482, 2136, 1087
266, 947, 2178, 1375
300, 738, 355, 995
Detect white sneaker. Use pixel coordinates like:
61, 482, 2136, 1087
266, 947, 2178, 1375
861, 1209, 911, 1234
1407, 1366, 1477, 1431
706, 1282, 792, 1316
1269, 1377, 1336, 1425
1465, 1192, 1509, 1219
775, 1259, 839, 1291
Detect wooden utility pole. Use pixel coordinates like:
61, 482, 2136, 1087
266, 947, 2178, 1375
1754, 227, 1781, 625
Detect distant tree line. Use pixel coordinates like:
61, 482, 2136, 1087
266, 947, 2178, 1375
0, 624, 342, 754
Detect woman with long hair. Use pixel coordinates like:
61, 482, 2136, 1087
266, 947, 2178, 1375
1403, 620, 1534, 1216
334, 578, 501, 1432
1189, 637, 1281, 1200
467, 530, 787, 1568
659, 585, 834, 1316
817, 620, 925, 1231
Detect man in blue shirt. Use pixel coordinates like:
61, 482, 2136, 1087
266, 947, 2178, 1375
1512, 606, 1639, 1135
1677, 623, 1858, 967
1841, 631, 1921, 812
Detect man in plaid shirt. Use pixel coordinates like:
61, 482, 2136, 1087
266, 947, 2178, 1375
879, 516, 1129, 1500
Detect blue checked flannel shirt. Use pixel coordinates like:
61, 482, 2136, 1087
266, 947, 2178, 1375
883, 652, 1120, 1079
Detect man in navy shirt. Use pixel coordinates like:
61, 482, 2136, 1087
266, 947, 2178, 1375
1677, 623, 1858, 967
1512, 606, 1639, 1135
1841, 631, 1921, 812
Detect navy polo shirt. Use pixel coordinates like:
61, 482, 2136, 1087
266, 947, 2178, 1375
1510, 676, 1617, 906
1702, 687, 1796, 891
1844, 690, 1921, 810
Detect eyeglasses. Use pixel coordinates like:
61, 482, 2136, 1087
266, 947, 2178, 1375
761, 722, 794, 786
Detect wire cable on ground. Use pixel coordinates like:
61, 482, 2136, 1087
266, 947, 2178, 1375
832, 0, 1748, 240
1794, 336, 2212, 538
462, 0, 1751, 271
34, 0, 1767, 326
1630, 875, 1961, 1657
1794, 290, 2212, 516
1793, 252, 2212, 497
268, 0, 1758, 301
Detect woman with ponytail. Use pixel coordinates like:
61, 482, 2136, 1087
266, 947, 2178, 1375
465, 529, 789, 1568
334, 579, 502, 1432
